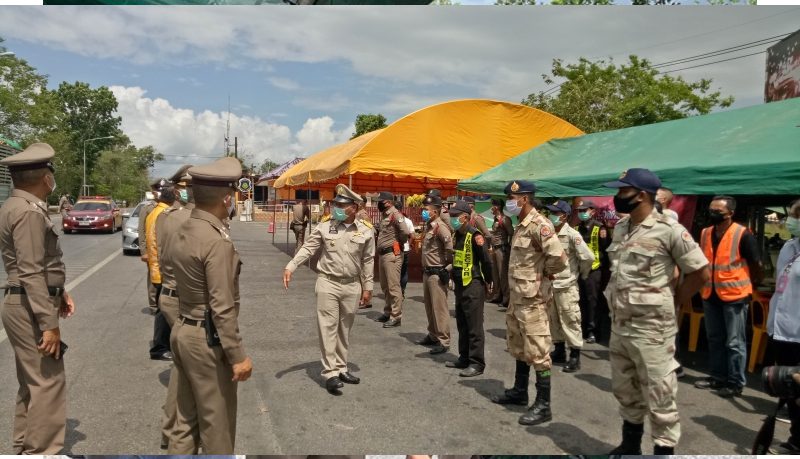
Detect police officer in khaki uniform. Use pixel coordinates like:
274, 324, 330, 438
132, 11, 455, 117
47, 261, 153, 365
0, 143, 76, 454
284, 184, 375, 395
445, 201, 493, 377
291, 199, 310, 255
139, 180, 162, 313
168, 157, 253, 454
416, 195, 454, 355
154, 164, 193, 450
488, 198, 513, 308
373, 191, 411, 328
491, 180, 567, 427
462, 196, 490, 237
544, 200, 594, 373
602, 168, 709, 455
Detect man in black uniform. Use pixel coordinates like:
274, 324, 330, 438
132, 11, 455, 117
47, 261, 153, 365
575, 199, 611, 343
444, 200, 493, 377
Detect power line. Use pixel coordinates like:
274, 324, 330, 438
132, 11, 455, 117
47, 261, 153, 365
662, 49, 767, 74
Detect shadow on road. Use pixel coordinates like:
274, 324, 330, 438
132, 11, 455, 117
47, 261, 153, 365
158, 368, 171, 388
486, 328, 506, 340
581, 348, 610, 361
407, 295, 424, 303
63, 418, 87, 454
691, 414, 757, 454
398, 332, 427, 345
458, 378, 528, 413
574, 373, 612, 392
530, 421, 616, 454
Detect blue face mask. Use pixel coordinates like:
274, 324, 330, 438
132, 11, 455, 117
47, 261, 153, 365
578, 211, 590, 222
421, 209, 431, 222
179, 189, 188, 202
450, 216, 463, 231
548, 214, 562, 226
332, 206, 347, 221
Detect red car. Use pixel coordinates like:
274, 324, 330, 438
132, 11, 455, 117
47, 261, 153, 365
63, 197, 123, 234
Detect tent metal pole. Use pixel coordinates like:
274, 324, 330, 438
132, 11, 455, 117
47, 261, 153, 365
349, 174, 352, 189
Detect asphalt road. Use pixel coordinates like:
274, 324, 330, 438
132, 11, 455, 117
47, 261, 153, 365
0, 217, 788, 454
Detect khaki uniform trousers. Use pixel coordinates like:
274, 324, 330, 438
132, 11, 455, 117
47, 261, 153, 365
292, 224, 306, 255
159, 294, 180, 449
147, 269, 158, 310
506, 300, 552, 372
423, 273, 450, 346
379, 252, 403, 319
548, 285, 584, 350
169, 320, 238, 454
315, 276, 360, 379
489, 248, 510, 304
610, 331, 681, 447
1, 293, 66, 454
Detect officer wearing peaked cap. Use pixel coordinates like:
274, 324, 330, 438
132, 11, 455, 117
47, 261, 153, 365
155, 164, 194, 450
168, 157, 252, 454
462, 196, 490, 237
492, 180, 567, 427
373, 191, 411, 328
0, 143, 76, 454
602, 168, 709, 455
284, 184, 375, 395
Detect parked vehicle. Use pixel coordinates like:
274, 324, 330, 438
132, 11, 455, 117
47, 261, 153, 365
122, 201, 144, 255
62, 196, 123, 234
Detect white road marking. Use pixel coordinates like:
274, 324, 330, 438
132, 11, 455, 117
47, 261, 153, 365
0, 249, 121, 345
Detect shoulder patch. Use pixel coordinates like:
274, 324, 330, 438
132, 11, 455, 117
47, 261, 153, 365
681, 230, 694, 242
359, 218, 373, 229
475, 234, 485, 246
540, 225, 553, 239
321, 214, 331, 222
574, 236, 582, 245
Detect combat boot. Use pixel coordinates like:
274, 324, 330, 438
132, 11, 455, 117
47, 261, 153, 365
654, 444, 674, 455
609, 420, 644, 454
519, 370, 552, 425
550, 342, 566, 364
563, 348, 581, 373
492, 360, 529, 405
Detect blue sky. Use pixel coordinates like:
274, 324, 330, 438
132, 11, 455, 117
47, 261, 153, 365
2, 5, 798, 176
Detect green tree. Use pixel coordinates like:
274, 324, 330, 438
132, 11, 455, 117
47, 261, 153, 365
259, 159, 280, 174
350, 113, 388, 139
0, 38, 61, 143
522, 55, 734, 134
89, 144, 164, 205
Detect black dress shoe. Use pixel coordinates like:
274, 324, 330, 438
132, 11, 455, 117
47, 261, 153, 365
694, 377, 725, 390
459, 366, 484, 377
374, 314, 390, 323
339, 372, 360, 384
325, 376, 344, 394
416, 336, 438, 346
445, 359, 469, 369
584, 333, 596, 344
151, 351, 174, 361
382, 318, 401, 328
716, 385, 743, 398
429, 344, 449, 355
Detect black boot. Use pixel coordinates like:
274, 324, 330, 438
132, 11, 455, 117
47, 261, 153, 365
492, 360, 529, 405
563, 348, 581, 373
654, 444, 675, 455
519, 370, 552, 425
609, 420, 644, 454
551, 342, 566, 364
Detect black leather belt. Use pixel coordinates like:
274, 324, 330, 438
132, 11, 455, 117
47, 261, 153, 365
423, 266, 444, 274
161, 288, 179, 298
180, 316, 205, 327
4, 286, 64, 297
378, 246, 395, 255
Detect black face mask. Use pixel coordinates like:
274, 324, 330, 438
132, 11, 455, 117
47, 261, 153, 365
377, 202, 387, 213
708, 210, 727, 224
613, 193, 641, 214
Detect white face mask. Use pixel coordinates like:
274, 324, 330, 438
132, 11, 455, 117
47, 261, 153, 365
787, 216, 800, 238
505, 198, 522, 216
46, 175, 57, 194
225, 195, 236, 219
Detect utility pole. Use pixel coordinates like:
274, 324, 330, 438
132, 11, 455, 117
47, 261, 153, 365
234, 137, 238, 159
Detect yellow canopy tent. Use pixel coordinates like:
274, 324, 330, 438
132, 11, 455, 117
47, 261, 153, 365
273, 99, 583, 195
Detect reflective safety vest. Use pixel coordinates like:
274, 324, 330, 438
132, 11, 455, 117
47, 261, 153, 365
453, 231, 483, 286
700, 222, 753, 301
589, 225, 601, 271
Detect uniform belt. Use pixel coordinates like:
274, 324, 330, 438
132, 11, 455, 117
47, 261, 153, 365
161, 288, 179, 298
423, 266, 444, 274
3, 286, 64, 297
378, 246, 395, 255
179, 316, 205, 327
320, 273, 359, 285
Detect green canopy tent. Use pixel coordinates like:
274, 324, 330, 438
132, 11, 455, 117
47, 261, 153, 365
459, 98, 800, 198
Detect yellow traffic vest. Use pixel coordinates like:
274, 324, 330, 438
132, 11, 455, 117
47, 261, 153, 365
589, 225, 600, 271
453, 232, 484, 286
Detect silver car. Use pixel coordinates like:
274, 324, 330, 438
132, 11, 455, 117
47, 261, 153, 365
122, 202, 145, 255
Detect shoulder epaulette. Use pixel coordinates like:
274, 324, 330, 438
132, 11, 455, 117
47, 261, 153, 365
321, 214, 331, 222
359, 218, 373, 229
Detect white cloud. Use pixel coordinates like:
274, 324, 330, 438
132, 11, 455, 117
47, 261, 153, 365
268, 77, 300, 91
110, 86, 351, 176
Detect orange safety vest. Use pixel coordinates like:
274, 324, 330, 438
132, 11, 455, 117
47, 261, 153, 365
700, 222, 753, 301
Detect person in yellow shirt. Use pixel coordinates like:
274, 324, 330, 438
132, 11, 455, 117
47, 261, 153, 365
145, 182, 177, 361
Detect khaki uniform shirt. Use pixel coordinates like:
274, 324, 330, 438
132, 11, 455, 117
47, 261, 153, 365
292, 203, 309, 226
605, 209, 708, 338
376, 207, 411, 250
172, 209, 246, 364
508, 209, 568, 305
0, 189, 66, 331
421, 217, 453, 268
286, 218, 376, 291
157, 203, 195, 291
491, 214, 514, 247
470, 210, 490, 237
552, 224, 595, 290
138, 201, 156, 256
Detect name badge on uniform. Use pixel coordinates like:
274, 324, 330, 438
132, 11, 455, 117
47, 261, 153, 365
329, 226, 338, 234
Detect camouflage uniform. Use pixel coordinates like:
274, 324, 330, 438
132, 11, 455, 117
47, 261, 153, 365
605, 209, 708, 448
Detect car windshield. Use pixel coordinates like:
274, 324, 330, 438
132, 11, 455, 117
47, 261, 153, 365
73, 202, 111, 212
131, 203, 143, 217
